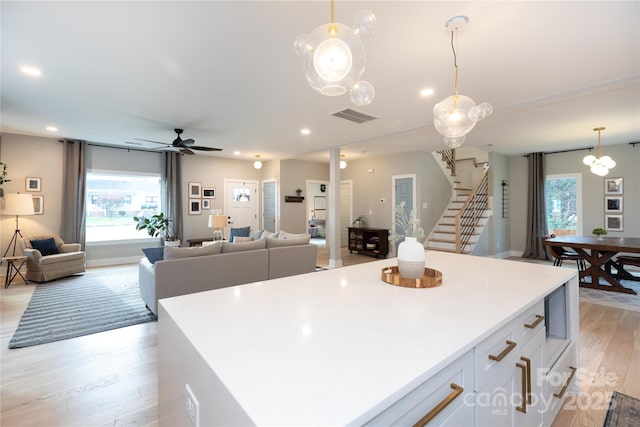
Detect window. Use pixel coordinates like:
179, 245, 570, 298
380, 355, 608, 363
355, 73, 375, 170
86, 171, 161, 242
545, 174, 582, 236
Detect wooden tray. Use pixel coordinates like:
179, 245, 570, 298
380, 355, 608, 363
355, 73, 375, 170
381, 266, 443, 288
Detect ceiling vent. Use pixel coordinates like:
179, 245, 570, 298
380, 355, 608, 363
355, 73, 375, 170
332, 108, 378, 124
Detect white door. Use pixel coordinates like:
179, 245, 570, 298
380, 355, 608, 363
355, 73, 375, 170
340, 180, 353, 246
224, 179, 259, 230
263, 180, 277, 232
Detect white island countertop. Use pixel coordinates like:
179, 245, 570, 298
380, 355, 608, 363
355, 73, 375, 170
159, 251, 577, 426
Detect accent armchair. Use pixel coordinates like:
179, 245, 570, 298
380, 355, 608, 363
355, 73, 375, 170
19, 234, 86, 282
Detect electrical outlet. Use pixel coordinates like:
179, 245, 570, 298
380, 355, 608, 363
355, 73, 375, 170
185, 384, 200, 427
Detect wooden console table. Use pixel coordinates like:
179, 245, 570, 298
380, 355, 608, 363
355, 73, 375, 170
348, 227, 389, 258
545, 236, 640, 294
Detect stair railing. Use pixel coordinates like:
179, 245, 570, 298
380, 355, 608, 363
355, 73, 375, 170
438, 149, 456, 177
455, 167, 490, 253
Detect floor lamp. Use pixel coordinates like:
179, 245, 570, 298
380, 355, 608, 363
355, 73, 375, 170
2, 193, 35, 257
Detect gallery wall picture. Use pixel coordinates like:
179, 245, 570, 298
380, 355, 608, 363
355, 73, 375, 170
202, 199, 211, 210
605, 196, 623, 213
32, 195, 44, 214
189, 182, 201, 198
605, 214, 623, 232
26, 177, 41, 192
202, 187, 216, 198
189, 198, 201, 215
604, 177, 623, 195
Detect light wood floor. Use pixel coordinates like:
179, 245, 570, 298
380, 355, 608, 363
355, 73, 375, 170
1, 252, 638, 426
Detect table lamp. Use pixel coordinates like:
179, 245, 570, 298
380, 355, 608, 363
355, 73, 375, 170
2, 193, 35, 257
208, 214, 227, 241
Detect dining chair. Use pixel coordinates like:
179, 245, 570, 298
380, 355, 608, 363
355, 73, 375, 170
543, 234, 586, 272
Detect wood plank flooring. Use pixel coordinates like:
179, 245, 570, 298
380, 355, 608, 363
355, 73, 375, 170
1, 252, 637, 426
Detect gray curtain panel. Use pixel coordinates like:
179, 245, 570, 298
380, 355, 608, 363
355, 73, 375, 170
522, 152, 548, 259
161, 152, 183, 242
60, 140, 87, 249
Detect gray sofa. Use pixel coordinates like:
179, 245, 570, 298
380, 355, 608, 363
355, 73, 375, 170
139, 236, 317, 314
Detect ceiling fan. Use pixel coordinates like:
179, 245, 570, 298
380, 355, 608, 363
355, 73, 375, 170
135, 128, 222, 155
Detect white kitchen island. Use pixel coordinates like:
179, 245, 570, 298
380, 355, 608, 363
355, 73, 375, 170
158, 251, 579, 426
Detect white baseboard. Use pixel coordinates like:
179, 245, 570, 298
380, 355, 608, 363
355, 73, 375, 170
86, 256, 142, 268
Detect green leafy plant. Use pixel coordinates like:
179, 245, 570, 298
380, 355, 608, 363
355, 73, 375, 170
389, 202, 425, 244
592, 227, 607, 237
352, 215, 367, 226
0, 162, 11, 185
133, 212, 175, 241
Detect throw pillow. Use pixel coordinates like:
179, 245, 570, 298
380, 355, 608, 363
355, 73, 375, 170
250, 229, 265, 240
141, 247, 165, 264
221, 238, 267, 253
164, 243, 222, 260
30, 237, 60, 256
234, 236, 254, 243
265, 234, 311, 248
228, 226, 250, 243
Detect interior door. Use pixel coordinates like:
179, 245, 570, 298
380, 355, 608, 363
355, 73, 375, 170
263, 180, 277, 232
224, 179, 259, 230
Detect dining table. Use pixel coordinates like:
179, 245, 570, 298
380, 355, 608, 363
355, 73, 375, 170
544, 235, 640, 295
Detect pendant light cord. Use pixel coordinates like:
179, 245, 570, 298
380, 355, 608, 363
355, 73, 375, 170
451, 30, 459, 98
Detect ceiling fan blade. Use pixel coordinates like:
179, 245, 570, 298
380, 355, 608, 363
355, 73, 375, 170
181, 138, 195, 146
134, 138, 168, 145
180, 147, 195, 155
190, 146, 223, 151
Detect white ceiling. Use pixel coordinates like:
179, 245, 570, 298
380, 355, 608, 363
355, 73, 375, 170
2, 1, 639, 164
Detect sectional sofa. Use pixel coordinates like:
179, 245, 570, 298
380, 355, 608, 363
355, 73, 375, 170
138, 233, 317, 314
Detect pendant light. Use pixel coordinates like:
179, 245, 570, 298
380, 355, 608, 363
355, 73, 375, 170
433, 16, 493, 148
294, 0, 376, 106
583, 127, 615, 176
340, 154, 347, 169
253, 154, 263, 170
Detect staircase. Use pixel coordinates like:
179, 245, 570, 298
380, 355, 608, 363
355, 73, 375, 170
427, 150, 491, 254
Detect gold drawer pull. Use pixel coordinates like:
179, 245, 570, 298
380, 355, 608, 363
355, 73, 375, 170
516, 362, 527, 413
488, 340, 517, 362
413, 383, 464, 427
524, 314, 545, 329
521, 357, 532, 404
553, 366, 577, 399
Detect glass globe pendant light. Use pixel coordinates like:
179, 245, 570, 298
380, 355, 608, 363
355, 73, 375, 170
433, 16, 492, 148
583, 127, 615, 176
294, 0, 376, 106
253, 154, 263, 170
340, 154, 347, 169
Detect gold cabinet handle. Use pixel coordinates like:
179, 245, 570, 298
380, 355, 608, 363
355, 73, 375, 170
413, 383, 464, 427
488, 340, 517, 362
515, 362, 527, 413
553, 366, 577, 399
521, 357, 532, 404
524, 314, 545, 329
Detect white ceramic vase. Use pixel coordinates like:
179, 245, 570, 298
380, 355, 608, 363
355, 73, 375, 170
397, 236, 425, 279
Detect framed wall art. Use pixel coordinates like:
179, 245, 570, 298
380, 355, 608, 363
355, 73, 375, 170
202, 187, 216, 198
32, 195, 44, 214
189, 198, 201, 215
202, 199, 211, 210
604, 177, 623, 195
188, 182, 201, 198
605, 214, 623, 232
605, 196, 623, 213
26, 177, 41, 192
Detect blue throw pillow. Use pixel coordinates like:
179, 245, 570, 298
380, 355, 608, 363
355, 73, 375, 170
30, 238, 60, 256
142, 247, 165, 264
228, 226, 250, 243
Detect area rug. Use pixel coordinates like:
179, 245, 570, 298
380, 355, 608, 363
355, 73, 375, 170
604, 391, 640, 426
8, 268, 156, 349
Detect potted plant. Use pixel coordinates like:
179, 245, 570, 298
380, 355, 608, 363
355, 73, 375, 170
0, 161, 10, 197
389, 202, 426, 279
296, 188, 303, 196
352, 215, 367, 228
592, 227, 607, 240
134, 212, 179, 246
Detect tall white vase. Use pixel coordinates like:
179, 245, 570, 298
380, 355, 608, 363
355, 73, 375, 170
397, 236, 425, 279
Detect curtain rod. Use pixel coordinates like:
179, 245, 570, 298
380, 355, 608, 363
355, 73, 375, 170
524, 146, 593, 157
59, 139, 160, 154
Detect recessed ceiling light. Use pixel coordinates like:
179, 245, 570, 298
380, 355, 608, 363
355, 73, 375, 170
420, 88, 434, 97
233, 151, 241, 155
20, 66, 42, 77
46, 126, 58, 132
300, 128, 311, 136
